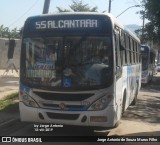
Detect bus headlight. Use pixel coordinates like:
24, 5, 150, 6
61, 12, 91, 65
88, 95, 113, 111
21, 94, 39, 108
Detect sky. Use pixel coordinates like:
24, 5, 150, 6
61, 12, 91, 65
0, 0, 143, 30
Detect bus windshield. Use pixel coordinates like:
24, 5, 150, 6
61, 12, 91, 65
21, 36, 113, 90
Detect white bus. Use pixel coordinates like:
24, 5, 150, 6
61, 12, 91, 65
141, 45, 156, 84
19, 12, 141, 129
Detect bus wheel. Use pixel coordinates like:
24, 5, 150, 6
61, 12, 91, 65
114, 120, 121, 128
115, 92, 126, 128
121, 91, 126, 115
114, 91, 126, 128
130, 83, 138, 106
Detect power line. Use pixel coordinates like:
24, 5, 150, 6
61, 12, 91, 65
132, 0, 140, 5
8, 0, 39, 28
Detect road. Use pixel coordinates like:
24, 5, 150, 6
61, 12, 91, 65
0, 72, 160, 144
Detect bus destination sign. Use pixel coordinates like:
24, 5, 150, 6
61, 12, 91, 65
35, 19, 98, 29
24, 15, 112, 36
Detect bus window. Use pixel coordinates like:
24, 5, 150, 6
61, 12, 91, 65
22, 36, 113, 89
115, 33, 121, 68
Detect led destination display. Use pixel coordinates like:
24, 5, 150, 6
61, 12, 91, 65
23, 14, 112, 36
35, 19, 98, 29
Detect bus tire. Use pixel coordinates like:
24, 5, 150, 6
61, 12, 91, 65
130, 83, 138, 106
115, 91, 126, 128
114, 120, 121, 128
121, 91, 126, 115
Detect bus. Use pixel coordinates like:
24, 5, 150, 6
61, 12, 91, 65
141, 45, 156, 84
19, 12, 141, 129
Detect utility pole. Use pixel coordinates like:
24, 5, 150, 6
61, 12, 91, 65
141, 11, 145, 44
108, 0, 112, 13
43, 0, 50, 14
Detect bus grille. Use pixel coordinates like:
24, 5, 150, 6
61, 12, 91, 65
34, 92, 94, 101
42, 103, 87, 111
46, 112, 79, 120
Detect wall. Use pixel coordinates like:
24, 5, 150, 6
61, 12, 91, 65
0, 38, 21, 69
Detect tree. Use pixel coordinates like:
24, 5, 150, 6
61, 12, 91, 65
56, 0, 98, 12
140, 0, 160, 44
10, 28, 20, 39
0, 25, 20, 39
0, 25, 10, 38
56, 7, 70, 12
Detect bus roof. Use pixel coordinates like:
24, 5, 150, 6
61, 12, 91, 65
141, 45, 156, 54
27, 12, 124, 28
105, 13, 140, 42
25, 12, 140, 42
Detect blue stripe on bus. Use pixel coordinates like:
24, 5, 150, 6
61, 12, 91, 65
20, 83, 31, 93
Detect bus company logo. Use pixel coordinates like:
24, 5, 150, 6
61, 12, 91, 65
59, 103, 65, 110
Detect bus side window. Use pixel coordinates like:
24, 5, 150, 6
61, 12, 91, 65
134, 41, 137, 63
115, 33, 121, 68
121, 50, 125, 66
137, 44, 140, 63
136, 43, 139, 63
125, 35, 130, 65
132, 40, 135, 64
124, 33, 128, 65
120, 31, 126, 66
129, 38, 133, 64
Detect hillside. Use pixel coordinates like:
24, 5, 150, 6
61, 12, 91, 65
125, 24, 141, 33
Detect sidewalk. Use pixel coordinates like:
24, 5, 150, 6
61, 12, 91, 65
0, 69, 19, 100
108, 73, 160, 136
108, 120, 160, 136
0, 69, 19, 78
0, 69, 19, 125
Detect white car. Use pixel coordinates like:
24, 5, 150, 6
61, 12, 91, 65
156, 63, 160, 72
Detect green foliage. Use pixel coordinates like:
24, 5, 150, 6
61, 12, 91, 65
0, 92, 18, 111
56, 7, 70, 12
0, 25, 20, 39
0, 100, 14, 110
140, 0, 160, 43
56, 0, 98, 12
3, 92, 18, 100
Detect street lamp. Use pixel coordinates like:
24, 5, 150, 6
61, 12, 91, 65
116, 5, 140, 18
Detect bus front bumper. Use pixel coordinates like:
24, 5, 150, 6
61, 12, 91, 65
19, 102, 116, 128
